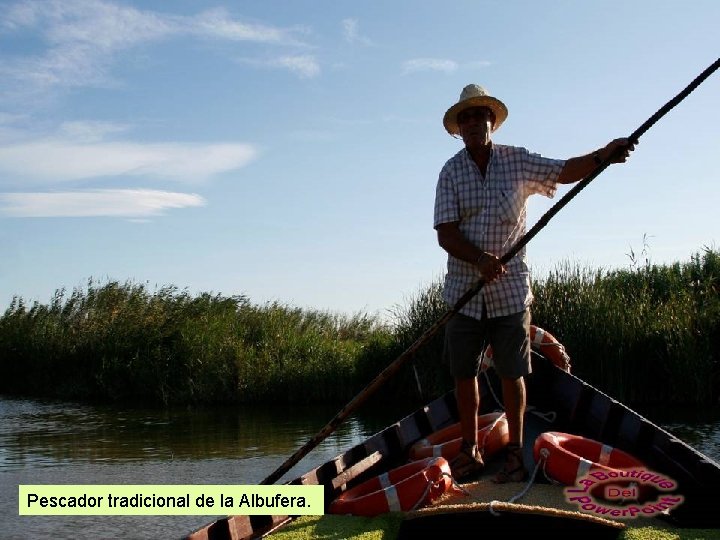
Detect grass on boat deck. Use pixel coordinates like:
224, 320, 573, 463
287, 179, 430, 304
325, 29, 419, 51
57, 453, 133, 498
271, 514, 402, 540
271, 514, 720, 540
271, 473, 720, 540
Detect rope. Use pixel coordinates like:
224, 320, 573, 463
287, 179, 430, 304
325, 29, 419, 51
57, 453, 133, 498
536, 341, 571, 372
481, 369, 504, 410
539, 447, 564, 485
478, 411, 507, 455
410, 471, 469, 511
481, 373, 560, 424
508, 454, 544, 504
489, 454, 546, 516
526, 405, 557, 424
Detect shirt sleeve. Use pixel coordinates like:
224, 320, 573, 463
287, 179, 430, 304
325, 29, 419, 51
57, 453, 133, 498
433, 165, 459, 228
522, 148, 566, 198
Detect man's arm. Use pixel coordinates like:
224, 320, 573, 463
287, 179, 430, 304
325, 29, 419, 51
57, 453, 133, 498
558, 137, 636, 185
436, 222, 505, 281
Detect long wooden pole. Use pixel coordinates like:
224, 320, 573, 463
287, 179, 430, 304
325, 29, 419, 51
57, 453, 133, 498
260, 57, 720, 486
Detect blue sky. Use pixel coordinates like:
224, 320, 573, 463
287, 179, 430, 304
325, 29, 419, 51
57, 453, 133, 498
1, 0, 718, 320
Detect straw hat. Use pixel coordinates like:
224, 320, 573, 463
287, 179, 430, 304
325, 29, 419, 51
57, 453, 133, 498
443, 84, 508, 136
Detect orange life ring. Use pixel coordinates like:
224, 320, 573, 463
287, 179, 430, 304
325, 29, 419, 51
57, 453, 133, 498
533, 431, 646, 487
328, 456, 452, 517
482, 325, 571, 372
408, 411, 509, 461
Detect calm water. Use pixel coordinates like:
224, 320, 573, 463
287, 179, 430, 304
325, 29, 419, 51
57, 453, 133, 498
1, 396, 718, 540
0, 396, 409, 540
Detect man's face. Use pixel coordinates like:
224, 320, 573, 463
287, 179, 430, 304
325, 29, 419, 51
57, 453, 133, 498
457, 106, 494, 145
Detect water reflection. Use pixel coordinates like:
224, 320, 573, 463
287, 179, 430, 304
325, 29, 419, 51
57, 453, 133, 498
663, 420, 720, 464
0, 398, 399, 471
0, 395, 410, 540
649, 406, 720, 464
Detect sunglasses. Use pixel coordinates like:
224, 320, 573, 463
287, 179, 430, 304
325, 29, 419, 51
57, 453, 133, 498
457, 108, 495, 124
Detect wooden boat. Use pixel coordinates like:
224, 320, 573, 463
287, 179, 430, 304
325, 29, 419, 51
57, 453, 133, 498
185, 347, 720, 539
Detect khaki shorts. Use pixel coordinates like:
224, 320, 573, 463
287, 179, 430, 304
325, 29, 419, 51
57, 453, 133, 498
443, 309, 531, 379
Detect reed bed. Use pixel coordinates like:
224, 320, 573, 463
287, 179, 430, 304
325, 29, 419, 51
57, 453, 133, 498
0, 280, 393, 405
383, 248, 719, 407
531, 247, 719, 405
0, 249, 717, 406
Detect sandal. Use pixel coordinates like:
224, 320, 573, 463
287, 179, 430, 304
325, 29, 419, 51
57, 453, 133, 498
493, 443, 528, 484
449, 439, 485, 480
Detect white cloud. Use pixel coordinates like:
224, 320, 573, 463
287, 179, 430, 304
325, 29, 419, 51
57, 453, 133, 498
0, 113, 30, 142
342, 18, 372, 46
192, 7, 305, 45
272, 55, 320, 78
402, 58, 458, 74
0, 189, 206, 218
0, 0, 312, 92
0, 113, 27, 124
466, 60, 492, 69
59, 120, 130, 142
2, 1, 42, 30
0, 139, 258, 183
2, 0, 172, 90
289, 129, 335, 142
401, 58, 491, 75
236, 55, 320, 78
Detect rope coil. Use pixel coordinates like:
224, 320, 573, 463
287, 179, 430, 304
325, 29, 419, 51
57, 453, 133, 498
410, 471, 469, 511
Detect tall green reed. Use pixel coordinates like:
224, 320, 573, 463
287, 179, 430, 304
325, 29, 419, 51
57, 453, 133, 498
1, 248, 717, 406
387, 278, 452, 402
0, 279, 392, 405
531, 247, 719, 404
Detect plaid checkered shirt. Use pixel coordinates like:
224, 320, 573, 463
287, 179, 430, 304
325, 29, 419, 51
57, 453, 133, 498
434, 144, 565, 319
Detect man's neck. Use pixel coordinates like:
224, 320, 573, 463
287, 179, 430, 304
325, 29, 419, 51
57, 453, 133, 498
467, 141, 492, 175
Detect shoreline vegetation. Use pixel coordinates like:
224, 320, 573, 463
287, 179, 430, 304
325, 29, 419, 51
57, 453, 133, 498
1, 248, 717, 409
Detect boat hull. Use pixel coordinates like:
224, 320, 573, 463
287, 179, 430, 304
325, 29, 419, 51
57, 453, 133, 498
185, 352, 720, 539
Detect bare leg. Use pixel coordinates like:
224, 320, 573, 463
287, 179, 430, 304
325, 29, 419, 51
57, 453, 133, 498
455, 376, 480, 445
450, 375, 485, 479
501, 376, 526, 445
493, 375, 528, 483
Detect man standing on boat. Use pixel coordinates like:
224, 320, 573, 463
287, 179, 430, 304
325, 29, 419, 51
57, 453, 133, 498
434, 84, 634, 482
